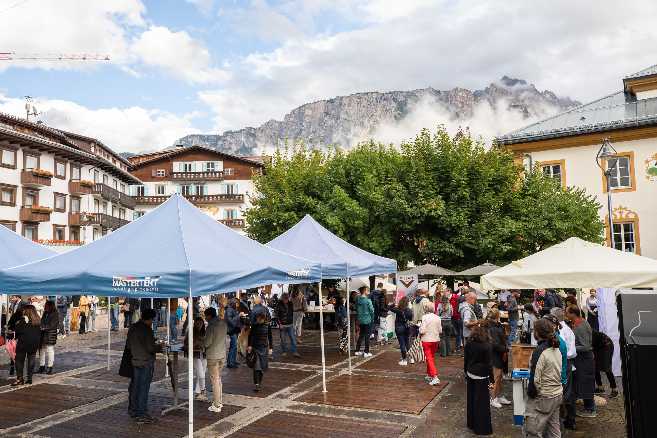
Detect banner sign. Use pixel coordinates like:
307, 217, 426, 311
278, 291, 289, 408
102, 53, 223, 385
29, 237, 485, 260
112, 275, 161, 293
396, 274, 418, 302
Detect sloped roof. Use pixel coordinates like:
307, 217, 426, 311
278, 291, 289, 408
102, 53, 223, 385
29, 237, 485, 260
129, 145, 264, 168
624, 64, 657, 80
496, 91, 657, 144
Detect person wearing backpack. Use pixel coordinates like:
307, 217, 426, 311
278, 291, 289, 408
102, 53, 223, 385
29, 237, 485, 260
388, 296, 413, 365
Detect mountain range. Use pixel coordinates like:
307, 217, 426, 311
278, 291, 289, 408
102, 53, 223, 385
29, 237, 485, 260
173, 76, 580, 156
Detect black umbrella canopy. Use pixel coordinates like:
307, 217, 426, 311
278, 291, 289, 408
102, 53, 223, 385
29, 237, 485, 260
457, 262, 501, 277
398, 263, 456, 277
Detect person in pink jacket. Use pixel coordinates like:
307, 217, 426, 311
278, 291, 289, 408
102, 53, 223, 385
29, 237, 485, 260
420, 300, 442, 386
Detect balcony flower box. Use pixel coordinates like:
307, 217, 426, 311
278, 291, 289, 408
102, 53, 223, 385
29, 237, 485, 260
79, 179, 95, 187
30, 206, 53, 214
31, 169, 53, 178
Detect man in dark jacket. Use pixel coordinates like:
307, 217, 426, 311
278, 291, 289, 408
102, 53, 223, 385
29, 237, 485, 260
276, 293, 300, 357
225, 298, 242, 368
126, 309, 160, 423
542, 289, 563, 316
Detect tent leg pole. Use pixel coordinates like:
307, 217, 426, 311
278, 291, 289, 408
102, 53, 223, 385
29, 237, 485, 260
346, 276, 352, 375
165, 298, 170, 378
318, 278, 327, 393
107, 297, 111, 371
188, 289, 194, 438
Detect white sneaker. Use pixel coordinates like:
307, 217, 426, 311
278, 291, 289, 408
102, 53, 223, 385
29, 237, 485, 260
429, 377, 441, 386
409, 358, 415, 364
498, 396, 511, 405
354, 351, 364, 356
208, 404, 222, 413
398, 360, 408, 366
490, 398, 502, 408
363, 352, 373, 358
424, 376, 432, 382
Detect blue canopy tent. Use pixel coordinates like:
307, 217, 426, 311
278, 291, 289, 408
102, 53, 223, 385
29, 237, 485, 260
1, 225, 55, 346
268, 214, 397, 387
0, 195, 321, 437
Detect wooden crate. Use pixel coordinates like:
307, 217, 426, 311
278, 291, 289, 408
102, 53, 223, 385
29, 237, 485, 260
511, 344, 535, 369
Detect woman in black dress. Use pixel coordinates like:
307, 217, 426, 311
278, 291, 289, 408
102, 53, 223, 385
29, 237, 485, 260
247, 312, 273, 392
12, 305, 41, 386
464, 323, 493, 436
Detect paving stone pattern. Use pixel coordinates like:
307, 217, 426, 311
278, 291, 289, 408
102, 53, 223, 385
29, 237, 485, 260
0, 317, 628, 437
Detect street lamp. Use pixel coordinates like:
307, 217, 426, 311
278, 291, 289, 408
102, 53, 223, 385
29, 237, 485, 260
596, 138, 618, 249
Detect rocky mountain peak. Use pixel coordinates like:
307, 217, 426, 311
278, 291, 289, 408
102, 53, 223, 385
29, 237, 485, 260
175, 78, 579, 155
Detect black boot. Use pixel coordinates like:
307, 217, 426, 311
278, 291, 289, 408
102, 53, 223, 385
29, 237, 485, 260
11, 378, 24, 387
37, 366, 46, 374
47, 367, 53, 375
9, 365, 14, 376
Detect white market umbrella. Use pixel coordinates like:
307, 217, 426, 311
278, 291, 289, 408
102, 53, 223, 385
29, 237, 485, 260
481, 237, 657, 290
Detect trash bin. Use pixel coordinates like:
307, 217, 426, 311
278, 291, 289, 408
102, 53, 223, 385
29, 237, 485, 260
616, 290, 657, 438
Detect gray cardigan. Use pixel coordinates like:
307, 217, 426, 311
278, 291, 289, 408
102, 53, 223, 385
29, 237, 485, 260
204, 317, 227, 361
573, 320, 592, 353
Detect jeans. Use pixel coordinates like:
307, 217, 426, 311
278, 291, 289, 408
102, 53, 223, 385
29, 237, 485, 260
396, 329, 409, 360
452, 319, 463, 349
124, 311, 132, 329
110, 307, 119, 330
128, 361, 154, 418
279, 325, 297, 353
57, 308, 67, 334
228, 334, 238, 366
595, 369, 617, 389
356, 323, 372, 353
169, 315, 178, 341
440, 320, 452, 357
62, 308, 71, 335
207, 359, 224, 407
88, 308, 96, 332
293, 311, 304, 338
15, 350, 36, 381
159, 307, 167, 327
508, 318, 518, 346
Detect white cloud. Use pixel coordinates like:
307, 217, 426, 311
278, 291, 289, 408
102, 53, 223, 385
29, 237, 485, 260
201, 0, 657, 138
0, 94, 199, 153
0, 0, 226, 85
131, 26, 230, 84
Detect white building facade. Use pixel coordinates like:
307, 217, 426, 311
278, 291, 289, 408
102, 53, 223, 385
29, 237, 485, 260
497, 65, 657, 259
0, 113, 140, 247
128, 145, 263, 232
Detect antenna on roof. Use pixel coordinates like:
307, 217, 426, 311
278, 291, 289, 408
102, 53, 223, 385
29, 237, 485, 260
24, 95, 40, 122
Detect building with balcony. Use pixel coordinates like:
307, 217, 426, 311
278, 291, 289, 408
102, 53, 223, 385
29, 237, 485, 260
0, 113, 141, 247
496, 64, 657, 259
128, 145, 264, 232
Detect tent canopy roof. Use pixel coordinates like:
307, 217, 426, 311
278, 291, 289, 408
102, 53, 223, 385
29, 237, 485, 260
0, 225, 55, 269
267, 214, 397, 279
0, 195, 321, 297
398, 263, 455, 277
481, 237, 657, 290
457, 262, 500, 277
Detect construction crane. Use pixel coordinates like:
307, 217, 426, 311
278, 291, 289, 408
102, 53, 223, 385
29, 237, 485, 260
0, 52, 110, 61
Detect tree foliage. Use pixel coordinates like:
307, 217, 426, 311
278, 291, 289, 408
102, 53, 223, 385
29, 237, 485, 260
245, 127, 604, 270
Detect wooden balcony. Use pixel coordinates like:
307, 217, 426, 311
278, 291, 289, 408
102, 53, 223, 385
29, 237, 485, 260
134, 194, 244, 205
171, 171, 224, 181
69, 212, 129, 230
92, 183, 136, 209
20, 206, 52, 222
68, 180, 94, 195
219, 218, 245, 228
21, 169, 52, 187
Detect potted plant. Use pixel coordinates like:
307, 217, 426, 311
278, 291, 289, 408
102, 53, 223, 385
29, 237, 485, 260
79, 179, 95, 187
32, 168, 53, 178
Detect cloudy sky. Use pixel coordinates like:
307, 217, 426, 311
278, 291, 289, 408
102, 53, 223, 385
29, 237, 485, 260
0, 0, 655, 153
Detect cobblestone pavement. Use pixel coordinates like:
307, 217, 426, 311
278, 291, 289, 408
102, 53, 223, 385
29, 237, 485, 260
0, 315, 627, 437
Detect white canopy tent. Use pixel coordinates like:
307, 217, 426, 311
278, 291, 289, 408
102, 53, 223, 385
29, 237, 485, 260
481, 237, 657, 290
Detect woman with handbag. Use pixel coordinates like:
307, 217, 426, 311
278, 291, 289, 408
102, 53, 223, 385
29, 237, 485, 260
38, 300, 58, 375
247, 312, 273, 392
12, 305, 41, 386
485, 309, 510, 408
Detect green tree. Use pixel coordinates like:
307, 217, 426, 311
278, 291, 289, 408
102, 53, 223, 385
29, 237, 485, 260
245, 127, 604, 270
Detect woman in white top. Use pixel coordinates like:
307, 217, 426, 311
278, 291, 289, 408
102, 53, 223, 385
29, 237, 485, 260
419, 300, 442, 386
